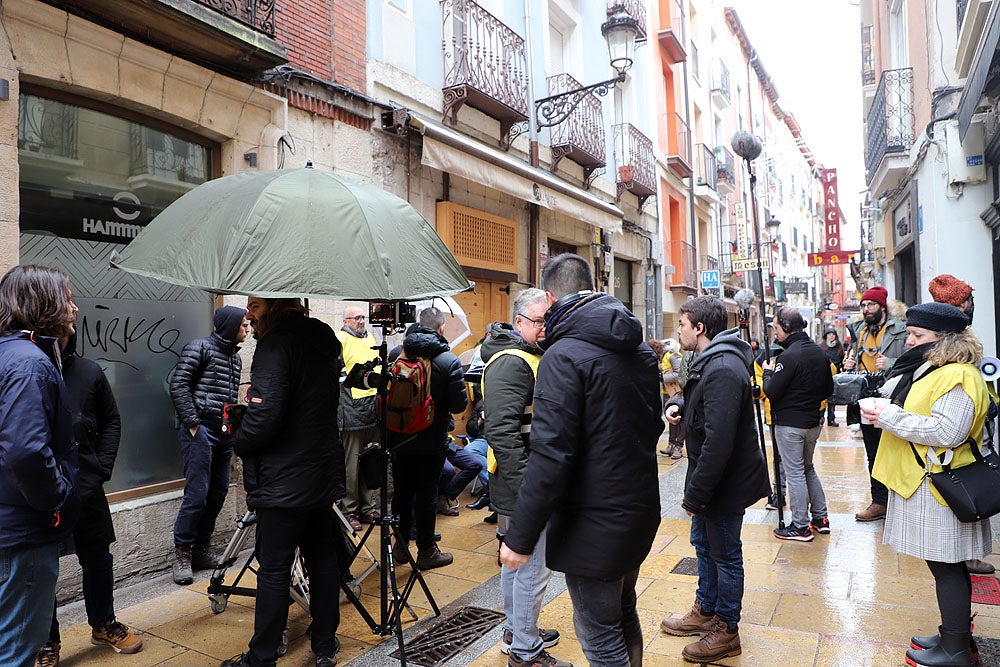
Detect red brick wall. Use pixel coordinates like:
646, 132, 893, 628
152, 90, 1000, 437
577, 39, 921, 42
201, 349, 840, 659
273, 0, 366, 92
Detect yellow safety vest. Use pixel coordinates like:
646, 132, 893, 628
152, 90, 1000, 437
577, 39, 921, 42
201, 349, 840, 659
336, 330, 380, 400
872, 363, 989, 505
482, 348, 541, 474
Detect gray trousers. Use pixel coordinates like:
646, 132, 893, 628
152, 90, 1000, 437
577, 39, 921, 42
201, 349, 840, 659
773, 423, 827, 529
340, 425, 379, 516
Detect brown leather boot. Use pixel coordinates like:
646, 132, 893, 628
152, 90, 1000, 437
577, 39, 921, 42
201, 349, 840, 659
854, 502, 886, 522
681, 620, 741, 662
660, 599, 718, 636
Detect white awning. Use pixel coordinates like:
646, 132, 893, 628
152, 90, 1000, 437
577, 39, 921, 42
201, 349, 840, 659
405, 113, 623, 234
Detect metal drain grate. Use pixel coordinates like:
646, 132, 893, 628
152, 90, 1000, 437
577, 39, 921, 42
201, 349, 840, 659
975, 636, 1000, 665
671, 556, 699, 576
390, 606, 506, 666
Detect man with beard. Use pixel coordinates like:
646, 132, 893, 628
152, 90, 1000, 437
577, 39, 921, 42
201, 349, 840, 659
659, 296, 769, 663
500, 254, 662, 666
843, 285, 907, 522
336, 305, 380, 532
222, 298, 343, 667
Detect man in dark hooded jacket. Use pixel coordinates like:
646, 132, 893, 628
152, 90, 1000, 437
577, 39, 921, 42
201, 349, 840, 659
660, 296, 769, 663
500, 254, 662, 667
390, 307, 467, 571
223, 298, 344, 667
169, 304, 247, 584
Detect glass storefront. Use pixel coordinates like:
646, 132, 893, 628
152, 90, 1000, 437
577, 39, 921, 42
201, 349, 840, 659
18, 92, 215, 493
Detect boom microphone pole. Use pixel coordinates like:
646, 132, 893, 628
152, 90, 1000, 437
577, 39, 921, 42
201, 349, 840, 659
735, 288, 771, 488
732, 131, 786, 530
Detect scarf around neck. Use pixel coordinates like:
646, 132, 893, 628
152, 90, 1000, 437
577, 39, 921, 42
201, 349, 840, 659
885, 342, 936, 406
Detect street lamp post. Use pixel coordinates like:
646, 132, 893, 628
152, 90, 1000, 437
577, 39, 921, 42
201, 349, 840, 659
533, 8, 640, 130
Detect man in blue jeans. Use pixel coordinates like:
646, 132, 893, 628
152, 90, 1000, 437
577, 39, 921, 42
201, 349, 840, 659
501, 256, 662, 667
169, 305, 248, 584
660, 296, 770, 663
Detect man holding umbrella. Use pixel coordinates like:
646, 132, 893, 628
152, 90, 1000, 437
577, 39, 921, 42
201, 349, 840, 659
223, 297, 345, 667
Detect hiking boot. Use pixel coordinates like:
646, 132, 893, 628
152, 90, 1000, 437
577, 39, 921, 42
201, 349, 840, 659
810, 516, 831, 534
91, 619, 143, 654
437, 496, 459, 516
905, 629, 973, 666
966, 559, 995, 575
660, 599, 718, 636
392, 539, 411, 564
854, 502, 886, 522
192, 542, 220, 570
34, 641, 59, 667
416, 544, 453, 570
500, 627, 561, 654
774, 524, 815, 542
507, 649, 574, 667
172, 545, 193, 585
682, 620, 741, 662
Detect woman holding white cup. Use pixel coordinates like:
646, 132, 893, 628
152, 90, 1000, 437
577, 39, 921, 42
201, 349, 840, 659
861, 302, 987, 667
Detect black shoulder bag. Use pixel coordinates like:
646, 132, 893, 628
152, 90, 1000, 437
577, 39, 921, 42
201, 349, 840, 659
909, 419, 1000, 522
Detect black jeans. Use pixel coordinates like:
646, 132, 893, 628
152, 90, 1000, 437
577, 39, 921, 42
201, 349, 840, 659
48, 543, 115, 641
860, 424, 888, 506
393, 448, 446, 551
248, 506, 340, 666
926, 560, 972, 633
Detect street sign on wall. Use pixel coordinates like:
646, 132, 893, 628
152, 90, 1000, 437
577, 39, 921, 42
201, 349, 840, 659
807, 251, 858, 266
700, 270, 720, 289
733, 258, 769, 271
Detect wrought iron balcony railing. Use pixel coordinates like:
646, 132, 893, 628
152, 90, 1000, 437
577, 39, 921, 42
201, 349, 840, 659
130, 126, 209, 185
607, 0, 647, 42
865, 67, 914, 184
715, 145, 736, 192
18, 95, 78, 160
694, 143, 717, 190
614, 123, 655, 208
547, 73, 606, 187
711, 58, 731, 105
667, 239, 697, 288
442, 0, 529, 147
660, 112, 691, 178
701, 254, 720, 272
194, 0, 275, 36
861, 25, 875, 86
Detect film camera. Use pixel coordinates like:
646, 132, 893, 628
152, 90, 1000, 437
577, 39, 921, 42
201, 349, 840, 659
369, 301, 416, 328
345, 357, 384, 391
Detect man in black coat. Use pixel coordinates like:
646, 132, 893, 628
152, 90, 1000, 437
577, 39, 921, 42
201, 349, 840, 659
763, 307, 834, 542
500, 254, 662, 667
223, 298, 344, 667
168, 305, 247, 584
660, 296, 769, 663
390, 307, 467, 571
35, 335, 142, 664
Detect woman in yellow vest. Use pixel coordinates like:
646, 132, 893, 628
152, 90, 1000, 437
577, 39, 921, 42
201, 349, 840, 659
862, 303, 988, 667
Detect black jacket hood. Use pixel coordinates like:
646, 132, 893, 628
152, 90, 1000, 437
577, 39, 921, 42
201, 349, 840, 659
481, 322, 542, 363
540, 292, 643, 352
402, 326, 451, 358
690, 328, 753, 374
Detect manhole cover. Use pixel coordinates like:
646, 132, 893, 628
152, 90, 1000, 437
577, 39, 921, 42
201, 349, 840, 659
390, 606, 505, 666
971, 575, 1000, 605
975, 636, 1000, 665
671, 556, 699, 576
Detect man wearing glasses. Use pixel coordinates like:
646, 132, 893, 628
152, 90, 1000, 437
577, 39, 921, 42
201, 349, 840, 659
336, 306, 381, 533
842, 285, 907, 522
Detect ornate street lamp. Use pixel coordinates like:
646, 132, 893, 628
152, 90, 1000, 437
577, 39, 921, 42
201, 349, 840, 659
534, 8, 640, 130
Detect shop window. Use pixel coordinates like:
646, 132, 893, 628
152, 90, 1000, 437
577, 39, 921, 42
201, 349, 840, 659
18, 92, 215, 494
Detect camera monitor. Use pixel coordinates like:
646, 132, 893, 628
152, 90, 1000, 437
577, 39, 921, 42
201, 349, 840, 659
368, 301, 416, 328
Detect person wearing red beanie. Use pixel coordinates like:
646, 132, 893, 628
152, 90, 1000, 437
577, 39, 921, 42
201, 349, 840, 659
843, 285, 907, 522
928, 274, 974, 324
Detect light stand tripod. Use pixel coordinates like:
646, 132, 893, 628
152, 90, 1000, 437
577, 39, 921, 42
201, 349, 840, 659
340, 312, 441, 666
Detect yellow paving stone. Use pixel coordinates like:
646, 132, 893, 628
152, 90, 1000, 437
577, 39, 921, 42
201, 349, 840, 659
742, 540, 781, 565
635, 577, 697, 613
115, 587, 217, 630
647, 622, 821, 666
743, 561, 853, 599
417, 570, 486, 606
639, 552, 688, 579
772, 593, 938, 640
49, 622, 188, 666
438, 548, 504, 583
773, 543, 901, 577
848, 571, 936, 606
148, 603, 293, 660
814, 634, 910, 667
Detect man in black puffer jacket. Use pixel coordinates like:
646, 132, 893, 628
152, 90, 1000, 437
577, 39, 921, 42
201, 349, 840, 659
500, 254, 662, 667
763, 307, 834, 542
660, 296, 769, 663
169, 305, 247, 585
390, 307, 467, 571
223, 298, 344, 667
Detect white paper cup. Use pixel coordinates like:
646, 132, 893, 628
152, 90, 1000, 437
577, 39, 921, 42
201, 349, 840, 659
858, 397, 890, 424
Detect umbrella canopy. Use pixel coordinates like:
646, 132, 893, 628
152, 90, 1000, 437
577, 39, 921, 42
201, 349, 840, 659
110, 167, 472, 301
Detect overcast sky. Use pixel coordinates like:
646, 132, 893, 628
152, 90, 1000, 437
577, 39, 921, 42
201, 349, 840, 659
724, 0, 864, 249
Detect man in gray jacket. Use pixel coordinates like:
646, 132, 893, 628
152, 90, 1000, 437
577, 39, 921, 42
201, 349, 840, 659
481, 288, 564, 667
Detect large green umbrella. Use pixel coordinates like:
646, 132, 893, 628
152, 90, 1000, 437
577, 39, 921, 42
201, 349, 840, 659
110, 166, 472, 301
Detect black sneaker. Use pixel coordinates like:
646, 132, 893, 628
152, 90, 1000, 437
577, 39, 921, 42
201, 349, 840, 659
810, 517, 831, 534
500, 628, 561, 654
507, 649, 574, 667
773, 524, 814, 542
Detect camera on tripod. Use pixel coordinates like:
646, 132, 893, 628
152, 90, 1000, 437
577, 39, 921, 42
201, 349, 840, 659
369, 301, 416, 328
345, 357, 384, 391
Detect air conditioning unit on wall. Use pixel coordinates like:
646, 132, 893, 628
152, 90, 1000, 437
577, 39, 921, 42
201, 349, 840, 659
945, 118, 987, 185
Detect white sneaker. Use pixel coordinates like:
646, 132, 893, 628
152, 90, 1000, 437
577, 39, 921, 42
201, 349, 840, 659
848, 423, 861, 432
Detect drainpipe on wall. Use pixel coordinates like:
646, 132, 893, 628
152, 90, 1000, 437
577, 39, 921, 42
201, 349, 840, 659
682, 58, 697, 288
524, 0, 541, 287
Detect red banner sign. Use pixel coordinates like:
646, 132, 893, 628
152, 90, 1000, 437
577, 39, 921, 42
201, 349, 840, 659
823, 169, 841, 251
807, 251, 858, 266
